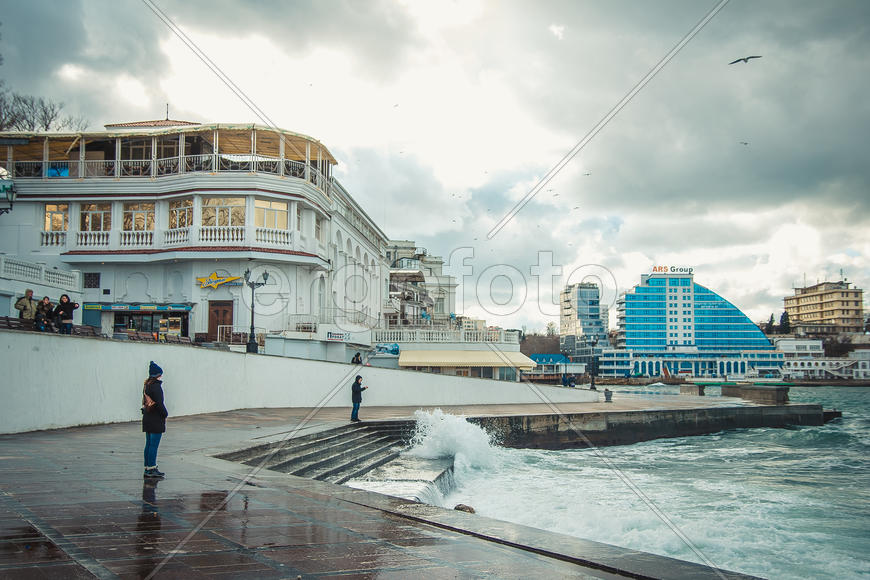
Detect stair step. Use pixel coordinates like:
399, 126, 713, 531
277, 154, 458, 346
309, 441, 405, 482
327, 449, 404, 485
284, 435, 401, 478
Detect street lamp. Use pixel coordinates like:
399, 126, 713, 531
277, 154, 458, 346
589, 335, 599, 390
244, 268, 269, 353
0, 177, 16, 216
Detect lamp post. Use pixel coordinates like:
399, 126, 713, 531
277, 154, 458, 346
589, 335, 599, 390
244, 268, 269, 353
0, 177, 16, 216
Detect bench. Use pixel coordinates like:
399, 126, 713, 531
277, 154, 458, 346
0, 316, 36, 331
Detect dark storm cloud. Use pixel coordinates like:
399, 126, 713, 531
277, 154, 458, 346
0, 0, 420, 128
435, 0, 870, 219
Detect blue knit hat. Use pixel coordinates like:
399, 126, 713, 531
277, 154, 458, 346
149, 361, 163, 377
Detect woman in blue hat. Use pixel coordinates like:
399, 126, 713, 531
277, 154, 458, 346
142, 361, 168, 478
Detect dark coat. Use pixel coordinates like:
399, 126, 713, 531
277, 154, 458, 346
351, 378, 366, 404
53, 300, 79, 322
142, 379, 168, 433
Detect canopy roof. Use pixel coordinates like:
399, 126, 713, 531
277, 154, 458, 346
0, 123, 337, 164
398, 350, 536, 370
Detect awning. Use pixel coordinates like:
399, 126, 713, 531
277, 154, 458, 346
398, 350, 537, 371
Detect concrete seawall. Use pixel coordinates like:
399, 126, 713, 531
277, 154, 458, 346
470, 404, 825, 449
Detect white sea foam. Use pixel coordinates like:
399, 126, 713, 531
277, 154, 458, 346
404, 408, 499, 472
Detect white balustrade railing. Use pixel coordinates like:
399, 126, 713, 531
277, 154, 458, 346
41, 231, 67, 247
164, 227, 191, 246
76, 231, 110, 247
199, 226, 245, 244
372, 329, 520, 344
255, 227, 292, 246
0, 255, 81, 292
119, 230, 154, 247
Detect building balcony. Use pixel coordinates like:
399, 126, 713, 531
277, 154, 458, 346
0, 255, 81, 292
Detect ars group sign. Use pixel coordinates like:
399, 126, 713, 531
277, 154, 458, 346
651, 266, 694, 274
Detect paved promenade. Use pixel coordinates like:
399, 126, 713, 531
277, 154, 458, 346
0, 397, 755, 579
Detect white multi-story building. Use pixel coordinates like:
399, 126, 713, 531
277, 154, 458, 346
383, 241, 457, 327
0, 120, 388, 351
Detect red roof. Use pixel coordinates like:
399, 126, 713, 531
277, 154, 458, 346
103, 119, 200, 129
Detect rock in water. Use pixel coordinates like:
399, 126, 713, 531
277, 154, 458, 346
454, 504, 476, 514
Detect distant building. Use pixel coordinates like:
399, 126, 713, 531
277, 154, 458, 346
784, 280, 864, 335
383, 241, 457, 327
600, 268, 781, 378
559, 282, 608, 363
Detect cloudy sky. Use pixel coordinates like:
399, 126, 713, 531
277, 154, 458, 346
2, 0, 868, 331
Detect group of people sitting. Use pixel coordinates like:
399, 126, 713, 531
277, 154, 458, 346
14, 288, 80, 334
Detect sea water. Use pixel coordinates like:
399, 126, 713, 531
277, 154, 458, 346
405, 387, 870, 579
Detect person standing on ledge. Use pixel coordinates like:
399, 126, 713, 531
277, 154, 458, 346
14, 289, 37, 321
351, 352, 362, 364
350, 375, 368, 422
142, 361, 169, 478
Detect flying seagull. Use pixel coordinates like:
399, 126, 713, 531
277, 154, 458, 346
739, 141, 749, 146
729, 55, 762, 65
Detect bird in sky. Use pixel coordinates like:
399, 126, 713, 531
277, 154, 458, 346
739, 141, 749, 146
583, 171, 592, 176
729, 56, 762, 65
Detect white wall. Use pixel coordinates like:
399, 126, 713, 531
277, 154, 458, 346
0, 331, 598, 434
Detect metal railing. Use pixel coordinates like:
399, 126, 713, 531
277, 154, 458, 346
7, 154, 331, 196
216, 324, 266, 345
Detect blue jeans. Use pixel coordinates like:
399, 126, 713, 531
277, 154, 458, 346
144, 432, 162, 467
60, 322, 73, 334
351, 403, 360, 421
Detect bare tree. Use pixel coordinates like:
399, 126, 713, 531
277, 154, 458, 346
0, 22, 88, 131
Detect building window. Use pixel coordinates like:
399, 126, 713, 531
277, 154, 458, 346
44, 204, 68, 231
123, 203, 155, 231
315, 217, 323, 242
121, 139, 152, 160
80, 203, 112, 231
83, 272, 101, 288
296, 205, 303, 231
255, 199, 288, 229
169, 199, 193, 229
202, 197, 245, 227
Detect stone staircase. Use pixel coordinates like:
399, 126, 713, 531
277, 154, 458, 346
215, 420, 416, 485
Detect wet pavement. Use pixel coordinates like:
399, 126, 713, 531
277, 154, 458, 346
0, 401, 755, 579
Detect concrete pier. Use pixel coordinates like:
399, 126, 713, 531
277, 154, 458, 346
0, 400, 797, 578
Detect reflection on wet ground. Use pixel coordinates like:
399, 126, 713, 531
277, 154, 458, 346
0, 405, 752, 579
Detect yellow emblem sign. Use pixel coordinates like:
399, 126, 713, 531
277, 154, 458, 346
197, 272, 242, 289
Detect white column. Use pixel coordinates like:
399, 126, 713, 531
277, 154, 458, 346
278, 134, 285, 177
178, 133, 185, 174
114, 139, 121, 178
151, 136, 157, 178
